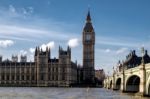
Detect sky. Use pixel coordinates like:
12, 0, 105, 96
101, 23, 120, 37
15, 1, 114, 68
0, 0, 150, 74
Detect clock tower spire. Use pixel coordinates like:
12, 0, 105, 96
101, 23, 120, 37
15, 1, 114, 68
82, 10, 95, 84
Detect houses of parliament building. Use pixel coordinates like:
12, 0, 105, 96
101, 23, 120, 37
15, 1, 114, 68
0, 11, 95, 87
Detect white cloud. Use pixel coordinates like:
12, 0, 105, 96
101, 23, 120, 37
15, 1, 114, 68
9, 5, 16, 13
116, 48, 128, 54
28, 54, 34, 62
8, 5, 34, 17
22, 7, 34, 15
68, 38, 79, 48
40, 44, 47, 51
28, 7, 34, 13
105, 49, 111, 53
8, 5, 20, 18
22, 8, 28, 15
29, 48, 35, 53
19, 50, 27, 55
0, 40, 14, 48
40, 41, 55, 51
47, 41, 55, 49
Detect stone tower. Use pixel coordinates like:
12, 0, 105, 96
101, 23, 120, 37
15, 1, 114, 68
58, 46, 71, 86
35, 47, 50, 86
12, 55, 18, 62
82, 10, 95, 84
20, 55, 27, 62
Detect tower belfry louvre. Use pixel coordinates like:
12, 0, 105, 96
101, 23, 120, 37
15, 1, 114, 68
82, 10, 95, 84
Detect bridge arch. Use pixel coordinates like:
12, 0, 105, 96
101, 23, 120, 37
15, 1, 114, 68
115, 78, 121, 90
146, 76, 150, 96
125, 75, 140, 92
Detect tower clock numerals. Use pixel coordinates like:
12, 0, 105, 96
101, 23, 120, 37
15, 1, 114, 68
86, 34, 91, 41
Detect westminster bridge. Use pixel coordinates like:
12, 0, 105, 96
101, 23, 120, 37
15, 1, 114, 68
104, 48, 150, 96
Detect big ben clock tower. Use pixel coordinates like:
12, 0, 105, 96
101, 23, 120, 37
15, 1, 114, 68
82, 10, 95, 84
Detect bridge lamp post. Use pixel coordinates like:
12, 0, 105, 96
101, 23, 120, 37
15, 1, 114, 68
139, 47, 146, 96
121, 60, 125, 92
141, 47, 145, 65
113, 67, 116, 90
107, 71, 109, 89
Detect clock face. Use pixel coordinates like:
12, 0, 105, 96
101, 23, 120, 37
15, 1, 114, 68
86, 34, 91, 40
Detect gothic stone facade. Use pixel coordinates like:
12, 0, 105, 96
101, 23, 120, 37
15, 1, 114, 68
0, 46, 77, 87
0, 11, 96, 87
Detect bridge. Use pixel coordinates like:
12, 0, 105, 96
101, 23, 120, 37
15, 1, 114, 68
104, 47, 150, 96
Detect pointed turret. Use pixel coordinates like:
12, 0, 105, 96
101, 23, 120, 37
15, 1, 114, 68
67, 46, 71, 52
0, 55, 2, 62
59, 45, 61, 53
35, 47, 37, 56
86, 10, 91, 22
83, 10, 94, 32
46, 46, 48, 51
48, 47, 51, 54
48, 47, 51, 59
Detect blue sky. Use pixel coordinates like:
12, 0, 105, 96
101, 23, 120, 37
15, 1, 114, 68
0, 0, 150, 74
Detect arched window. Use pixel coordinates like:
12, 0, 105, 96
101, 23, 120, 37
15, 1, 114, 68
22, 75, 24, 80
7, 75, 9, 80
12, 75, 15, 80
